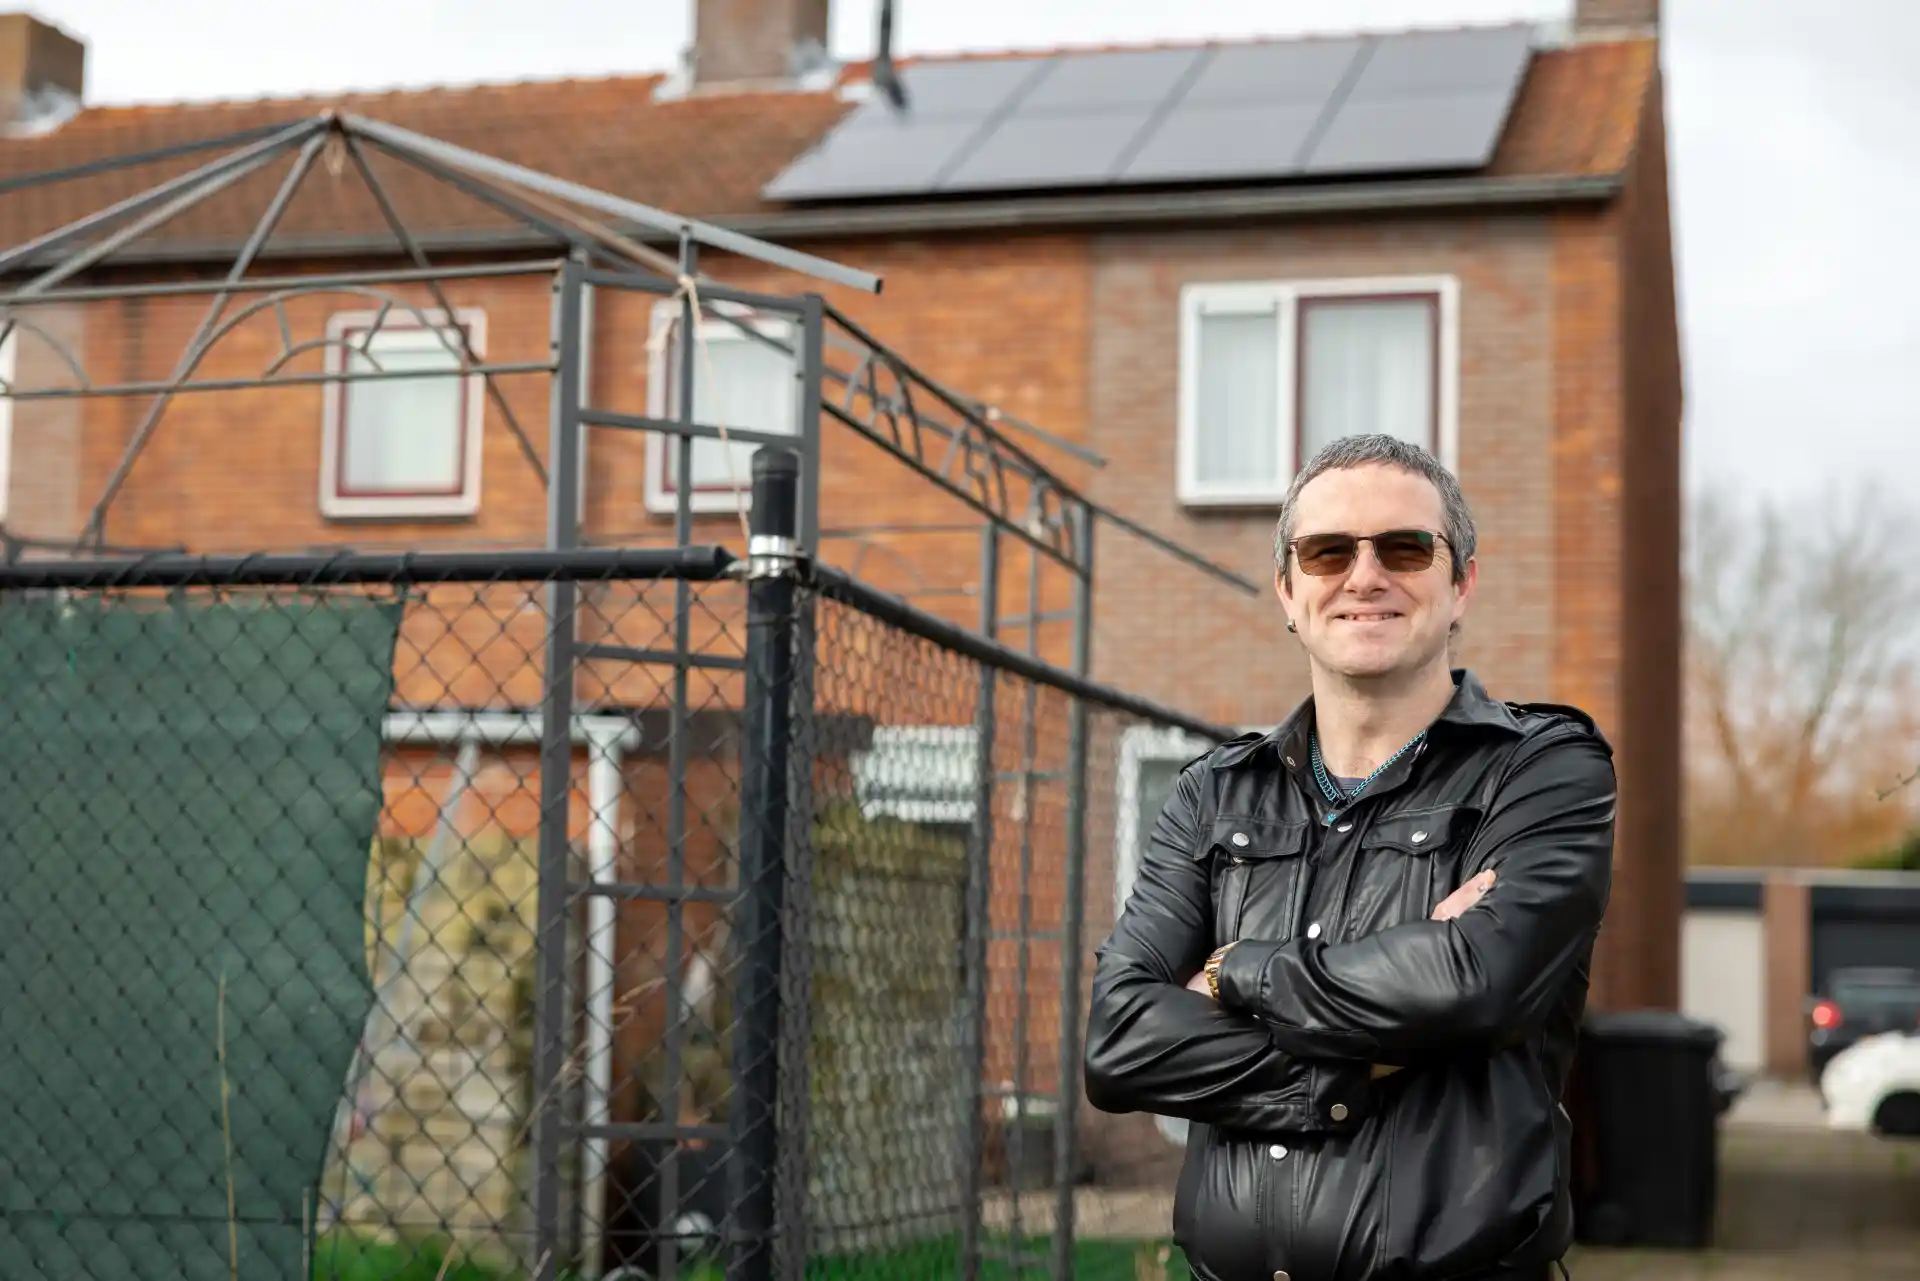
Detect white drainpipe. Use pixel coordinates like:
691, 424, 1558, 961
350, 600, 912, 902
383, 709, 636, 1278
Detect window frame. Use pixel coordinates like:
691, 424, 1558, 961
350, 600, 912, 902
643, 299, 803, 516
1111, 725, 1226, 1151
851, 724, 979, 826
1176, 274, 1460, 508
318, 306, 487, 520
1112, 724, 1218, 924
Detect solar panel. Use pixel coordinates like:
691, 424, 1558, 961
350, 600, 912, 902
1016, 48, 1204, 111
760, 23, 1535, 201
1178, 38, 1367, 105
895, 57, 1056, 115
762, 117, 998, 200
1302, 90, 1518, 175
762, 58, 1052, 200
1342, 25, 1535, 100
939, 108, 1162, 191
1118, 103, 1325, 183
1299, 25, 1533, 175
933, 48, 1202, 190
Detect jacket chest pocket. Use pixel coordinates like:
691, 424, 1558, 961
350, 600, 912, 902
1357, 804, 1478, 928
1202, 815, 1308, 947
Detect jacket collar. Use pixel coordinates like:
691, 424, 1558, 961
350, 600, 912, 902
1211, 668, 1522, 773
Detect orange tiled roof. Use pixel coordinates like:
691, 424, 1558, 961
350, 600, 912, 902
0, 37, 1656, 258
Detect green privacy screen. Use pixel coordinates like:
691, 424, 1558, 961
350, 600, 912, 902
0, 592, 401, 1280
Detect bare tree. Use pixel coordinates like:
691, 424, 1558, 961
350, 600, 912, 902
1685, 481, 1920, 866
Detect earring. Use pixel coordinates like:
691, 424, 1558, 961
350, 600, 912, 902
1286, 619, 1298, 634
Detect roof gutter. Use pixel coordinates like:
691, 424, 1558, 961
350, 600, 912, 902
723, 172, 1624, 240
22, 172, 1622, 271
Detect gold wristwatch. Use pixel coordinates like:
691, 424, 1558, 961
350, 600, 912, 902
1204, 942, 1235, 1000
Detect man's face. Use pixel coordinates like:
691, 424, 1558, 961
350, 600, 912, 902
1276, 463, 1475, 681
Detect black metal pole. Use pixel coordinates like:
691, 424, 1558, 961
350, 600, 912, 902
1052, 507, 1095, 1281
772, 294, 828, 1281
730, 448, 800, 1281
960, 523, 1000, 1281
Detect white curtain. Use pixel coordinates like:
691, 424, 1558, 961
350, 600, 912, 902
1300, 297, 1435, 458
1195, 308, 1280, 488
342, 336, 465, 493
680, 330, 796, 489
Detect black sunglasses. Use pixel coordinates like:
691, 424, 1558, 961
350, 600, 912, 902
1289, 529, 1447, 577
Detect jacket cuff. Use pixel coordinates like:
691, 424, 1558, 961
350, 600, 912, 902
1215, 938, 1282, 1012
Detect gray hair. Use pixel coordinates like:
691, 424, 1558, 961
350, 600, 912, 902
1272, 434, 1477, 585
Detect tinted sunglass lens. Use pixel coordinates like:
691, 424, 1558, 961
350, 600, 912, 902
1295, 535, 1357, 575
1374, 531, 1438, 571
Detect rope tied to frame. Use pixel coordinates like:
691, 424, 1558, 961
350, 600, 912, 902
644, 271, 754, 552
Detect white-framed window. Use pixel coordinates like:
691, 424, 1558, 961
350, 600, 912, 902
644, 300, 802, 516
851, 725, 979, 826
319, 307, 486, 519
1113, 722, 1240, 1151
1113, 725, 1217, 922
1176, 275, 1459, 507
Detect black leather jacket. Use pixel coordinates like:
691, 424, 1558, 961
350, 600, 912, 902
1085, 671, 1615, 1281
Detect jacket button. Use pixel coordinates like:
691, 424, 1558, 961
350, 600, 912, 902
1231, 832, 1250, 847
1411, 830, 1429, 844
1330, 1103, 1349, 1121
1275, 1273, 1291, 1281
1336, 821, 1353, 832
1306, 923, 1321, 939
1268, 1143, 1288, 1159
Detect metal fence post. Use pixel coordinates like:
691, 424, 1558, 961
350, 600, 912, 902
773, 294, 826, 1281
532, 250, 587, 1281
960, 523, 1001, 1281
730, 447, 801, 1281
1052, 506, 1095, 1281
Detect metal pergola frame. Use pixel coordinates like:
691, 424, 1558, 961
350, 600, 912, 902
0, 109, 1260, 1281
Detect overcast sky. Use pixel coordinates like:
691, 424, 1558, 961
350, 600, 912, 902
28, 0, 1920, 504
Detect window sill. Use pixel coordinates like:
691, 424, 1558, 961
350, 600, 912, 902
1178, 489, 1287, 511
642, 492, 755, 517
320, 495, 481, 521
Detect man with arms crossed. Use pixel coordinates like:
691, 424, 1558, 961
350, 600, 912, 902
1086, 435, 1614, 1281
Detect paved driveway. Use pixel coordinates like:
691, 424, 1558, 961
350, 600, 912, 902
1565, 1102, 1919, 1280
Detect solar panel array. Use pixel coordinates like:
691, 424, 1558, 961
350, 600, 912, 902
761, 24, 1537, 202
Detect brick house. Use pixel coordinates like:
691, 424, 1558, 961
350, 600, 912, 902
0, 0, 1681, 1208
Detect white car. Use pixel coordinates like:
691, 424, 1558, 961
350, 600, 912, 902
1818, 1030, 1920, 1137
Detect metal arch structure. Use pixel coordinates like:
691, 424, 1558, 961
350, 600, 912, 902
0, 108, 1261, 1281
0, 109, 1254, 595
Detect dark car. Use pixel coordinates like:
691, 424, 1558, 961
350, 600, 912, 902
1808, 966, 1920, 1080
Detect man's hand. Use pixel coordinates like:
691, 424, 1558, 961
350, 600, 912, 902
1184, 969, 1212, 996
1431, 869, 1496, 922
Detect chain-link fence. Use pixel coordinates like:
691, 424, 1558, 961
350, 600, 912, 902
0, 517, 1229, 1281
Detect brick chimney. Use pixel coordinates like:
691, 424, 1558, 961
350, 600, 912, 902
1573, 0, 1659, 40
0, 13, 83, 133
690, 0, 832, 89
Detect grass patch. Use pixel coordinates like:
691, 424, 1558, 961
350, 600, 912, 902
311, 1232, 1185, 1280
311, 1233, 575, 1281
797, 1235, 1188, 1281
